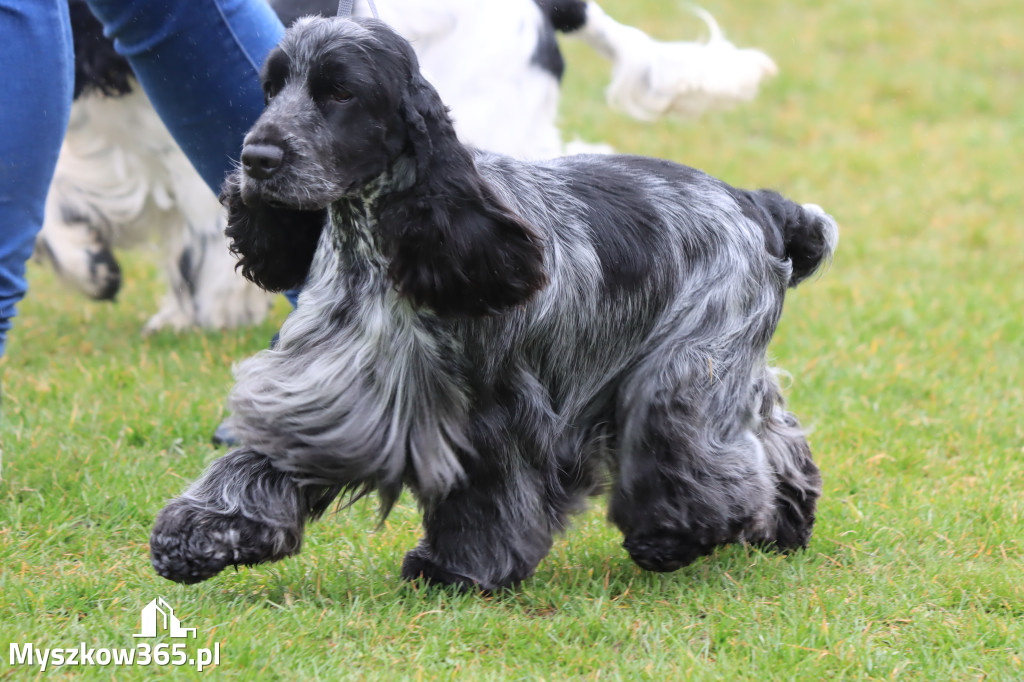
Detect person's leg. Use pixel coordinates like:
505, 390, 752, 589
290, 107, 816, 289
85, 0, 291, 444
0, 0, 74, 358
85, 0, 285, 193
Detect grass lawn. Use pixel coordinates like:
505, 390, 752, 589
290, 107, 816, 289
2, 0, 1022, 678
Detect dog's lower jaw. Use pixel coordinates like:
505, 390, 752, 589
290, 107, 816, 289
237, 173, 348, 213
239, 182, 289, 210
149, 501, 305, 584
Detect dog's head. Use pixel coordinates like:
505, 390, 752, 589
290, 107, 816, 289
226, 17, 547, 315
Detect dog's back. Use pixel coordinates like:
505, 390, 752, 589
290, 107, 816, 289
466, 150, 837, 421
479, 151, 837, 299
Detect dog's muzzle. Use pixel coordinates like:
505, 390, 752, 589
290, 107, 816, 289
241, 143, 285, 180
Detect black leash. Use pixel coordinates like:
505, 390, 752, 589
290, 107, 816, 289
337, 0, 379, 20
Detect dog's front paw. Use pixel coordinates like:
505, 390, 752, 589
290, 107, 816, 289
401, 547, 482, 592
149, 500, 300, 584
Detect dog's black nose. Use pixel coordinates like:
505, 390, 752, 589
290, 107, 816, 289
241, 143, 284, 179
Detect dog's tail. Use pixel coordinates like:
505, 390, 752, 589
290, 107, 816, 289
733, 189, 839, 287
537, 1, 778, 120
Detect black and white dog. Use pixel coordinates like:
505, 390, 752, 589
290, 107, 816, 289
150, 16, 836, 591
38, 0, 273, 332
39, 0, 776, 331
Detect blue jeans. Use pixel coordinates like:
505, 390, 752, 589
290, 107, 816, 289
0, 0, 73, 357
0, 0, 284, 357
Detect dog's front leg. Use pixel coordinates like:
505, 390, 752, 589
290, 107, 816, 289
401, 457, 557, 593
150, 448, 339, 584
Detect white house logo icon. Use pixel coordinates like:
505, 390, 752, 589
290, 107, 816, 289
132, 598, 196, 639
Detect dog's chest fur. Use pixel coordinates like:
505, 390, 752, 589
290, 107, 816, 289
228, 199, 474, 501
228, 183, 630, 501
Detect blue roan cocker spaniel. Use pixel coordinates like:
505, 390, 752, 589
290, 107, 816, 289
150, 16, 838, 591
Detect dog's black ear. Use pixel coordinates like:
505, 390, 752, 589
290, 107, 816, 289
378, 75, 547, 317
220, 171, 327, 293
382, 183, 548, 317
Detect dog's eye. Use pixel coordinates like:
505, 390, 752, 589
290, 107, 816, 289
331, 86, 353, 103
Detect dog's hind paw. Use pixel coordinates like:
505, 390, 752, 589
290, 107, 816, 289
747, 496, 817, 555
149, 501, 301, 584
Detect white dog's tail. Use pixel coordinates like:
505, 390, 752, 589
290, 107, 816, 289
543, 1, 778, 120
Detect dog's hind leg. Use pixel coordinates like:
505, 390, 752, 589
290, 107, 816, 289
745, 368, 822, 552
150, 448, 340, 584
609, 351, 781, 572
